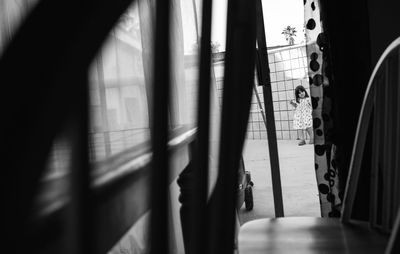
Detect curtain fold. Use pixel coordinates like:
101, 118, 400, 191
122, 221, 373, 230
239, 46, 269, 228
304, 0, 341, 217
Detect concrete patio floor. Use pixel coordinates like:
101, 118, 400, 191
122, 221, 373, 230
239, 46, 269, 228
237, 139, 321, 225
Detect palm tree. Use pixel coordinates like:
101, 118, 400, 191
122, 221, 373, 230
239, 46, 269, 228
281, 26, 297, 45
191, 41, 221, 54
210, 41, 221, 53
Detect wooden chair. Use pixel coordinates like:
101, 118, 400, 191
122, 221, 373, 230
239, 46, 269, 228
239, 37, 400, 254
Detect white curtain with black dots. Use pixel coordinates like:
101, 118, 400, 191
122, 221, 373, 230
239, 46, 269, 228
304, 0, 341, 217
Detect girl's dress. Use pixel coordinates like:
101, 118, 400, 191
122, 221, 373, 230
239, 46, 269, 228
293, 97, 312, 130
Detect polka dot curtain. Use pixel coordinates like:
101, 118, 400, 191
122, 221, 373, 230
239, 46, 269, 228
304, 0, 341, 217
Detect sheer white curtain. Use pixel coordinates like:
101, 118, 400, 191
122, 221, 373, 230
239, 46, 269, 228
104, 0, 221, 253
0, 0, 38, 54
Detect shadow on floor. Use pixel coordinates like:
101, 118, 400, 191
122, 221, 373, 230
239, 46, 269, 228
237, 139, 320, 225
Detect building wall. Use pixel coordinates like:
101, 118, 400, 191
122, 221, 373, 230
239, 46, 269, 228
213, 44, 310, 140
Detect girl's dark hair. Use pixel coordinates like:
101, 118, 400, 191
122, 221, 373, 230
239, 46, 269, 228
294, 85, 309, 103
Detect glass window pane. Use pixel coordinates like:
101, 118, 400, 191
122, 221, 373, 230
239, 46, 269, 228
89, 2, 150, 164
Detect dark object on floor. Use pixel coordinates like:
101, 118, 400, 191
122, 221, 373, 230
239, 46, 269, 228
244, 185, 253, 211
244, 171, 254, 211
245, 170, 254, 187
237, 160, 254, 210
298, 140, 306, 146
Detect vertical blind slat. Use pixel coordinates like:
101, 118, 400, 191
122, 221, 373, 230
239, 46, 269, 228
190, 0, 213, 253
208, 0, 257, 252
149, 0, 171, 253
69, 76, 92, 254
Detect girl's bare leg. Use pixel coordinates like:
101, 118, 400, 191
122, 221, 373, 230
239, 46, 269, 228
298, 129, 304, 140
298, 129, 306, 145
306, 127, 314, 144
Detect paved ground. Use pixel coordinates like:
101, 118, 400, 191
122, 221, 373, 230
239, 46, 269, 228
237, 139, 321, 225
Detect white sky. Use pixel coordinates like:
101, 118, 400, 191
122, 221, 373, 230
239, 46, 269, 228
211, 0, 305, 49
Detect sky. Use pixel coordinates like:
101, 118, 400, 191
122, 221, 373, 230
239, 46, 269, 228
211, 0, 305, 50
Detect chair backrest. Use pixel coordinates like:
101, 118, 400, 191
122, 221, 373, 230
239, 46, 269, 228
340, 37, 400, 253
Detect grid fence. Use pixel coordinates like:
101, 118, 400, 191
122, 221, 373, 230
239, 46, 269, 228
213, 44, 310, 140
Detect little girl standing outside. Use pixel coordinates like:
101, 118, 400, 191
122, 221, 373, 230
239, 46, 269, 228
290, 85, 314, 146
